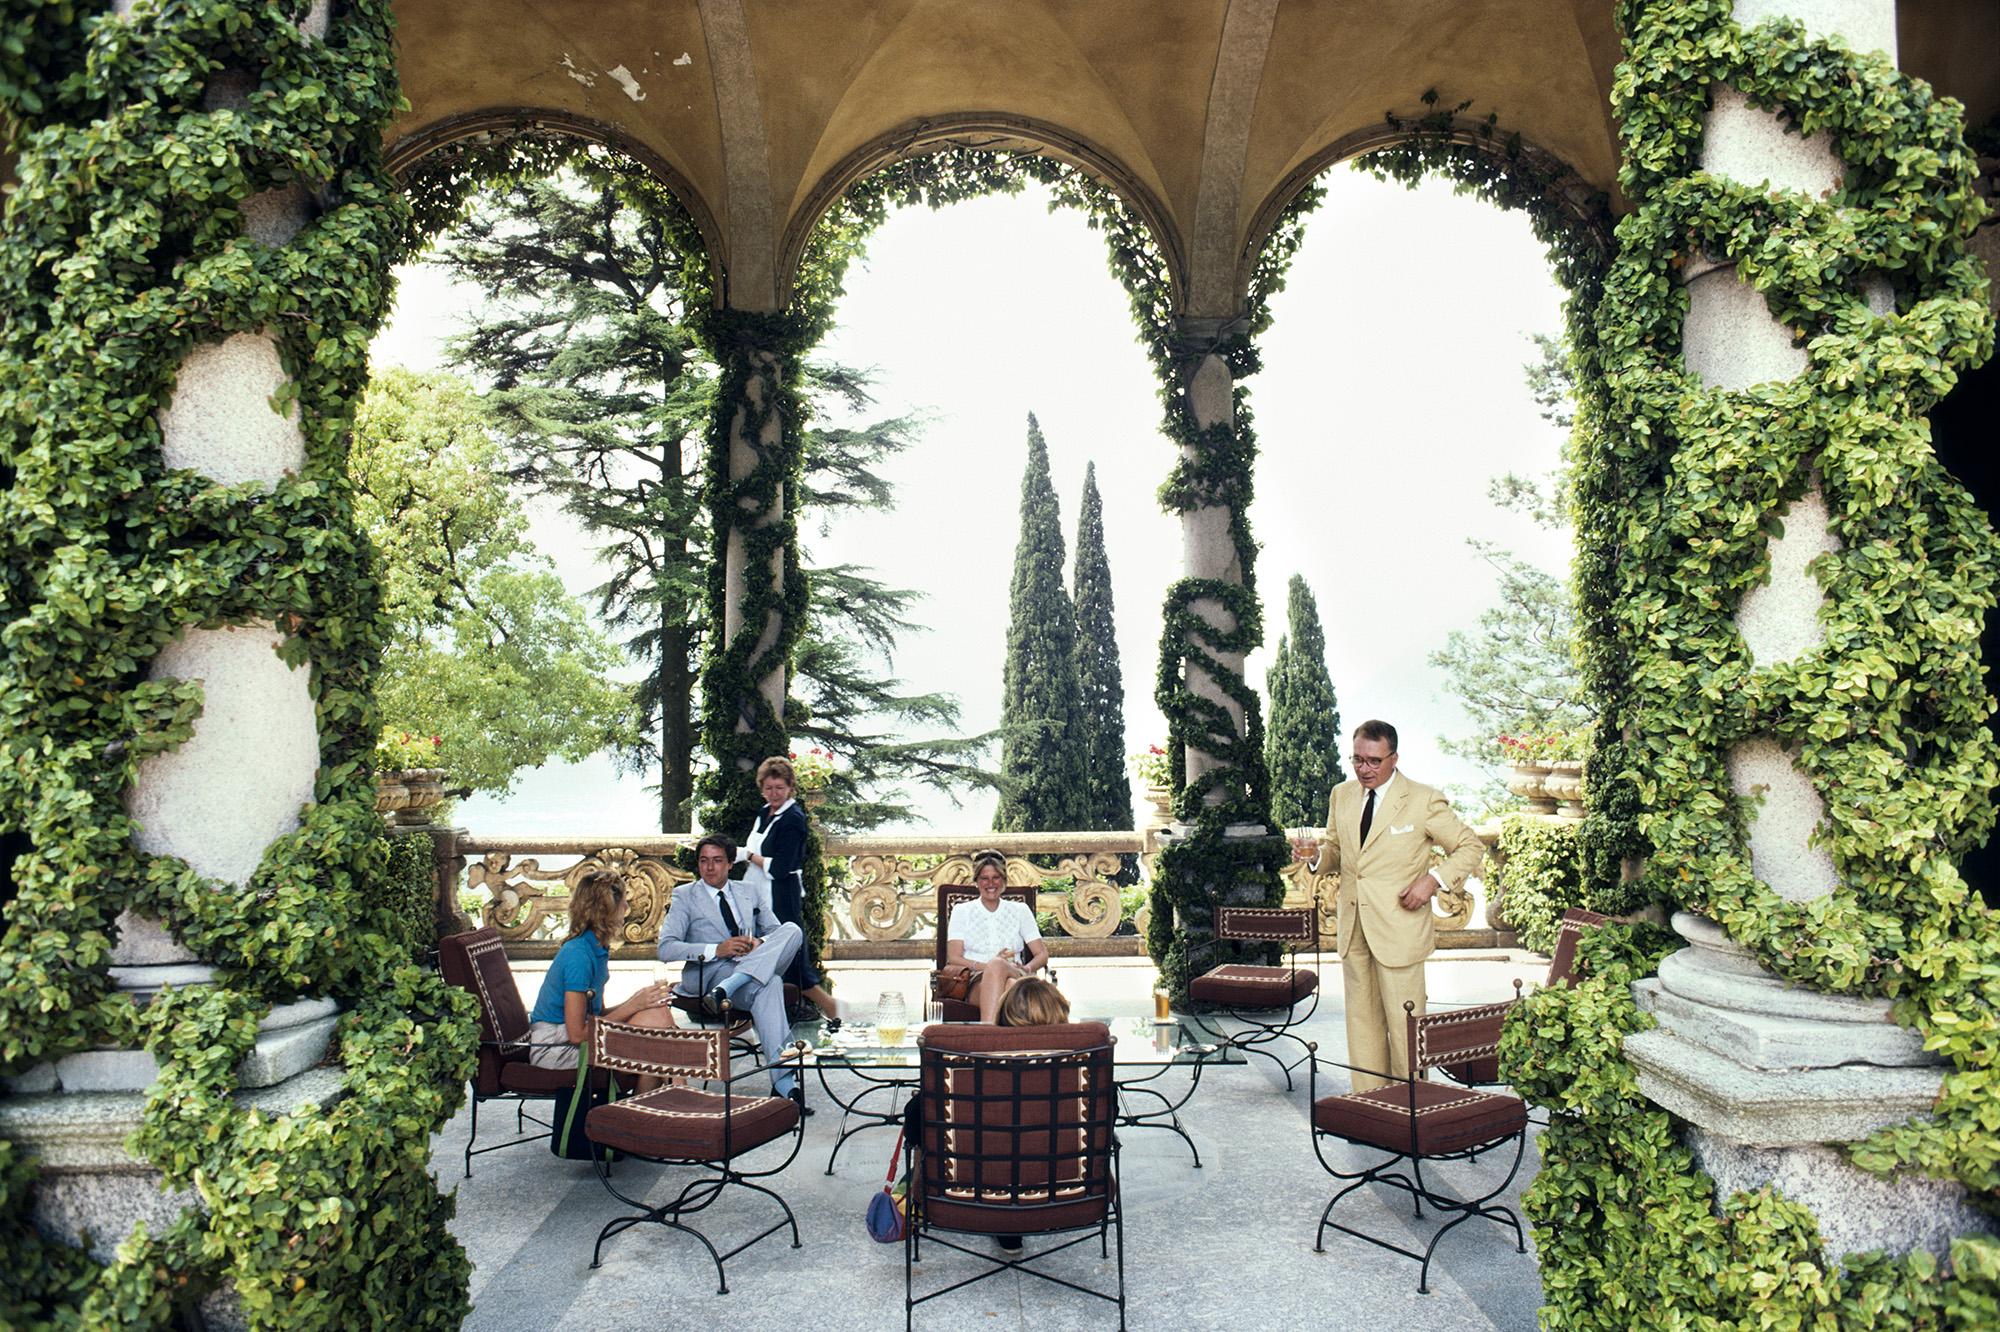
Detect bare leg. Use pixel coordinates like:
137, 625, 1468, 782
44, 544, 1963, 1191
977, 963, 1008, 1023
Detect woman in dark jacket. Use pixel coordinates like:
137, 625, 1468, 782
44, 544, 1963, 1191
741, 754, 840, 1021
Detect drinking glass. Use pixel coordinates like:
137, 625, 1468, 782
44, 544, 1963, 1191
876, 991, 909, 1046
1152, 986, 1172, 1022
924, 1000, 944, 1029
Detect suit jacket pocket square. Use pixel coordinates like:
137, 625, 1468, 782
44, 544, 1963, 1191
1390, 824, 1415, 835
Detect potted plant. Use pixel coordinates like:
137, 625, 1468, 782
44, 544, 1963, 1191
1496, 733, 1558, 814
790, 746, 835, 808
1543, 726, 1592, 818
374, 731, 448, 826
1130, 744, 1174, 824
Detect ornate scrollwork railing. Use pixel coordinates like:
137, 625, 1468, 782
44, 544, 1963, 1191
453, 825, 1493, 959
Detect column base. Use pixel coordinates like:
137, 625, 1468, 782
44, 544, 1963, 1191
1623, 912, 1990, 1261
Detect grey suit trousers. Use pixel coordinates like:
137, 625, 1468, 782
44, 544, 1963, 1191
680, 922, 803, 1091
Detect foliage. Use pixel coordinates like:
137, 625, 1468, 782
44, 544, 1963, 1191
1265, 574, 1345, 829
995, 414, 1091, 833
1370, 1, 2000, 1312
0, 1, 475, 1325
374, 730, 442, 771
376, 831, 440, 961
1072, 462, 1133, 832
1494, 728, 1592, 765
1130, 744, 1172, 790
1587, 0, 2000, 1208
789, 747, 835, 792
351, 368, 633, 796
431, 155, 715, 829
438, 155, 985, 832
1504, 924, 2000, 1330
1489, 815, 1592, 952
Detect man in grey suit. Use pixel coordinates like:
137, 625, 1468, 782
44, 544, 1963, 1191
659, 833, 804, 1099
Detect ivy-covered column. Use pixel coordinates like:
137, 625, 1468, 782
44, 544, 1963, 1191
694, 308, 828, 961
1525, 0, 2000, 1317
0, 3, 475, 1327
1150, 320, 1289, 1001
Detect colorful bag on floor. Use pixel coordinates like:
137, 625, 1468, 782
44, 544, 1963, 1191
865, 1128, 911, 1243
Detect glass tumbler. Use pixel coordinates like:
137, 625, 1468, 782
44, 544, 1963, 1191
875, 991, 909, 1046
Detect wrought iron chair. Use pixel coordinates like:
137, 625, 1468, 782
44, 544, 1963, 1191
1183, 905, 1321, 1089
437, 926, 633, 1177
581, 1016, 805, 1294
905, 1022, 1123, 1329
930, 881, 1056, 1021
1307, 1000, 1530, 1294
1437, 906, 1609, 1087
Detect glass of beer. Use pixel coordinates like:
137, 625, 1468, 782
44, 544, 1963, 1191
1152, 986, 1172, 1022
876, 991, 908, 1046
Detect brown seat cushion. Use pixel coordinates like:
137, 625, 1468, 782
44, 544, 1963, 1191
1313, 1081, 1527, 1156
925, 1179, 1115, 1236
585, 1085, 800, 1160
1188, 963, 1318, 1008
498, 1060, 634, 1095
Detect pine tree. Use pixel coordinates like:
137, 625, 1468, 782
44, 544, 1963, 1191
995, 415, 1090, 831
1265, 574, 1345, 828
1071, 463, 1132, 830
437, 147, 984, 831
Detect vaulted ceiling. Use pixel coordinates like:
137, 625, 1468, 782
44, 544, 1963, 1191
388, 0, 1996, 315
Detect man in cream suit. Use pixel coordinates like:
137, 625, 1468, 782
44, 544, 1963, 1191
1295, 720, 1484, 1092
658, 834, 804, 1099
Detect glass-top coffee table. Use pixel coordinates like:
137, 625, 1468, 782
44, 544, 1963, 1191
782, 1015, 1242, 1175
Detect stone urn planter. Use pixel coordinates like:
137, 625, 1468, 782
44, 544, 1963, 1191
800, 787, 828, 811
375, 768, 448, 826
1545, 760, 1587, 819
1143, 785, 1175, 828
1506, 762, 1557, 814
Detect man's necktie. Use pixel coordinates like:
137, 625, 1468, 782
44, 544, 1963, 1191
1359, 788, 1376, 847
716, 888, 743, 936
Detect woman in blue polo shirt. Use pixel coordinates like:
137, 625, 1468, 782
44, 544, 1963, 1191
526, 870, 677, 1069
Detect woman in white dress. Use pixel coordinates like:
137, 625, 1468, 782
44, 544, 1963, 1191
945, 850, 1053, 1023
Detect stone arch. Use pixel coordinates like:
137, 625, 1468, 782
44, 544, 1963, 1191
383, 107, 727, 299
778, 114, 1187, 314
1236, 117, 1615, 317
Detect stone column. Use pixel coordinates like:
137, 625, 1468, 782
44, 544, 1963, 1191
0, 2, 349, 1294
1622, 0, 1993, 1261
1173, 323, 1251, 814
719, 342, 790, 724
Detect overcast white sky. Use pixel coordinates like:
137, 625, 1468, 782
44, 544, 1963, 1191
370, 166, 1573, 835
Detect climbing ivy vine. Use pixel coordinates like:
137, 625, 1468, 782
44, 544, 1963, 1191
1358, 0, 1999, 1316
0, 3, 476, 1327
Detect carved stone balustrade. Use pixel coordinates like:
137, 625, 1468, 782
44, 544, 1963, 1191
453, 824, 1504, 960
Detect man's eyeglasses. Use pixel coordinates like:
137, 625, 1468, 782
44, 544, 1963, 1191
1349, 754, 1394, 769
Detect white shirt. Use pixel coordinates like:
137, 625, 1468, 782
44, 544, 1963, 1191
946, 898, 1042, 964
701, 882, 746, 962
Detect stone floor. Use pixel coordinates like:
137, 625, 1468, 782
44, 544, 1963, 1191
432, 953, 1551, 1330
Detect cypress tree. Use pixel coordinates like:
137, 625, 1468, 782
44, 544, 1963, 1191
995, 414, 1090, 831
1071, 463, 1132, 830
1266, 574, 1345, 828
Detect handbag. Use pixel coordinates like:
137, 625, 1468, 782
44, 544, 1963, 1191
550, 1024, 621, 1163
931, 964, 975, 1004
865, 1127, 911, 1243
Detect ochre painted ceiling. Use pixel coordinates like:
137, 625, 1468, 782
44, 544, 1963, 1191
387, 0, 1997, 314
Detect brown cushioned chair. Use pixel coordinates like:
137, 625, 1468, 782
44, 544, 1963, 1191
438, 926, 634, 1177
930, 881, 1056, 1021
905, 1021, 1123, 1330
1438, 907, 1610, 1087
582, 1018, 804, 1294
1184, 905, 1321, 1089
1307, 1000, 1530, 1294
